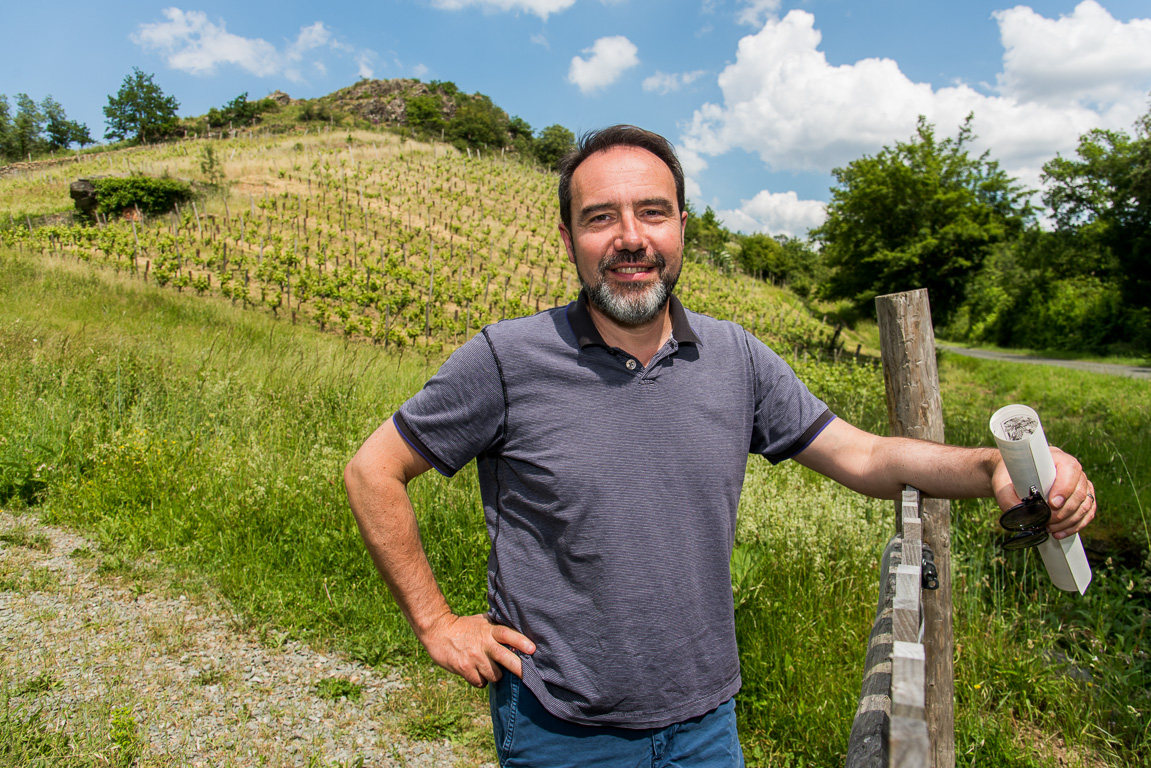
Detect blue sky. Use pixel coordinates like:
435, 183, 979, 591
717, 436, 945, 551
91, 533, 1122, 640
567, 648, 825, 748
4, 0, 1151, 236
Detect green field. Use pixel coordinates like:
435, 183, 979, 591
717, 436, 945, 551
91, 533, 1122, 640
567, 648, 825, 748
1, 130, 1148, 766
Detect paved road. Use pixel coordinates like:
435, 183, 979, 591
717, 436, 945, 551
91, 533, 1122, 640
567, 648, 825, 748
937, 344, 1151, 380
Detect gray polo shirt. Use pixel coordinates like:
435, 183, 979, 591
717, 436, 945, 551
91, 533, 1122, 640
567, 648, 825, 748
395, 292, 833, 728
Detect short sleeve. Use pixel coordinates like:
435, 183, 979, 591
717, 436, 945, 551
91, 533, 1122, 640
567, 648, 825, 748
744, 330, 835, 463
395, 329, 507, 476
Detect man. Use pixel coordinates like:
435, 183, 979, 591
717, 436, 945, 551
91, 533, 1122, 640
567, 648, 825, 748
344, 125, 1095, 767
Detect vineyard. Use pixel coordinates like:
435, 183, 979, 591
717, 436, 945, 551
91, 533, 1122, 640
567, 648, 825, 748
1, 127, 854, 358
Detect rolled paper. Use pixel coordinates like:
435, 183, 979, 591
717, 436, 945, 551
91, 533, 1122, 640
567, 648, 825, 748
990, 404, 1092, 594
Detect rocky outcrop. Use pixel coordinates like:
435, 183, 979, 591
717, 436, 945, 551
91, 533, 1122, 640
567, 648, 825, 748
69, 178, 99, 219
325, 79, 460, 126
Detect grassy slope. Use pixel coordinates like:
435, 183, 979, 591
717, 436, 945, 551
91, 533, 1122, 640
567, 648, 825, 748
2, 128, 1147, 766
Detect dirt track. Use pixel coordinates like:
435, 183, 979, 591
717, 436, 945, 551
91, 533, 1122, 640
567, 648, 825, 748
937, 344, 1151, 380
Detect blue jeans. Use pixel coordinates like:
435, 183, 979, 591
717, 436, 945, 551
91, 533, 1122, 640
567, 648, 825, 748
489, 672, 745, 768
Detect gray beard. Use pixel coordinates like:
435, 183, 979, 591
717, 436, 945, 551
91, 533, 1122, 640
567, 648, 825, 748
578, 252, 680, 327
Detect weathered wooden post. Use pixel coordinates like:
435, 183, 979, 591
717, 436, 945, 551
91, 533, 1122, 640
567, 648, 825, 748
876, 288, 953, 768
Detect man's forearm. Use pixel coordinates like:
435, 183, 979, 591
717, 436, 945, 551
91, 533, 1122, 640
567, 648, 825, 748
865, 436, 1001, 500
343, 421, 452, 643
346, 469, 453, 639
796, 419, 1001, 500
344, 418, 537, 686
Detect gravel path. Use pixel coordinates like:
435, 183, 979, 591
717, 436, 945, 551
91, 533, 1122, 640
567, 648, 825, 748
937, 343, 1151, 379
0, 510, 489, 767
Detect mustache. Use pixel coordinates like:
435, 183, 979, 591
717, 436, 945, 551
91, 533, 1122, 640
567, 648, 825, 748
598, 251, 667, 273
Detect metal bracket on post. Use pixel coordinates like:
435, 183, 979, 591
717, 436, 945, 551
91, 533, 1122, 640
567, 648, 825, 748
921, 543, 939, 591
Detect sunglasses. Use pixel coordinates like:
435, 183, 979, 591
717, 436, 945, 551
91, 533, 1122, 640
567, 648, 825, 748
999, 485, 1051, 550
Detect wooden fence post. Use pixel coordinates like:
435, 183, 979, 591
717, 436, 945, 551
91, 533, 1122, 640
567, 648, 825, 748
876, 288, 954, 768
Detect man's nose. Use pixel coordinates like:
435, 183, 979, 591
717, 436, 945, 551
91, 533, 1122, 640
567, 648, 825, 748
613, 212, 644, 252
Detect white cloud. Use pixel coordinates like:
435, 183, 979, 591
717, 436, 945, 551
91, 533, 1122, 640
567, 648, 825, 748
412, 63, 429, 78
531, 33, 550, 49
132, 8, 372, 83
642, 69, 707, 95
430, 0, 576, 21
289, 20, 331, 56
718, 190, 827, 238
677, 145, 708, 209
681, 6, 1151, 203
356, 51, 376, 79
736, 0, 781, 28
568, 36, 639, 95
994, 0, 1151, 108
133, 9, 280, 76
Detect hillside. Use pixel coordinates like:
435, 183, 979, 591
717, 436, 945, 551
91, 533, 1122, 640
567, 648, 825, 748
0, 126, 864, 359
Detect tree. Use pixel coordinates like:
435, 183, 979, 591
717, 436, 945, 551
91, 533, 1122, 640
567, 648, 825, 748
737, 233, 784, 280
813, 116, 1030, 325
447, 95, 509, 149
207, 92, 271, 128
40, 95, 89, 152
508, 116, 533, 141
1042, 109, 1151, 313
13, 93, 44, 159
535, 124, 574, 170
104, 68, 180, 144
429, 80, 459, 97
405, 94, 444, 132
684, 204, 727, 257
42, 96, 69, 150
775, 236, 826, 297
70, 121, 93, 148
0, 95, 13, 161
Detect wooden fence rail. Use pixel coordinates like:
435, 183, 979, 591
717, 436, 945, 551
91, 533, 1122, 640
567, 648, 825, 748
847, 487, 930, 768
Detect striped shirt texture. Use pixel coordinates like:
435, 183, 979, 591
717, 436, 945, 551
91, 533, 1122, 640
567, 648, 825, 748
396, 293, 833, 728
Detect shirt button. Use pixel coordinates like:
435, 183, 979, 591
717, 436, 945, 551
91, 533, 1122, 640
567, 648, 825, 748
625, 359, 636, 370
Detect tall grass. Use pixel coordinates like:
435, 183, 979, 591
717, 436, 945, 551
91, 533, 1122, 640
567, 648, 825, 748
2, 248, 1147, 766
936, 353, 1150, 766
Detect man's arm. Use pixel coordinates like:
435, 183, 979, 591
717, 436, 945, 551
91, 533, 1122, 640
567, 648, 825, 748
344, 417, 535, 686
793, 418, 1096, 538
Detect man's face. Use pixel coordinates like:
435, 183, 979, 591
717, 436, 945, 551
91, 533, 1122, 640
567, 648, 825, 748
559, 146, 687, 327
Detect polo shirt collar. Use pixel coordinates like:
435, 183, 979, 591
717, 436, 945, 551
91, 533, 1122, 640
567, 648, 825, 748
567, 289, 701, 349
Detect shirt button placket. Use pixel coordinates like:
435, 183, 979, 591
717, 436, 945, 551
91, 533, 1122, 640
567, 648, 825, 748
625, 358, 637, 371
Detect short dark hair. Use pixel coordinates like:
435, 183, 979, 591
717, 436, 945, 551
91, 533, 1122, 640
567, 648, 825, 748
557, 125, 686, 232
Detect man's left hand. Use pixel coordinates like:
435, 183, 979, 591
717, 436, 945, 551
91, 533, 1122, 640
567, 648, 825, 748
991, 447, 1096, 539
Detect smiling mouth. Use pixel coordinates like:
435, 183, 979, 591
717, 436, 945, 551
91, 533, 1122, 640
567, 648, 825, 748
613, 265, 654, 274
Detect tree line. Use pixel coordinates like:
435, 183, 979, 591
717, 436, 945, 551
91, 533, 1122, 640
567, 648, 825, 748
0, 68, 178, 161
689, 109, 1151, 355
813, 110, 1151, 354
0, 94, 92, 162
2, 68, 578, 175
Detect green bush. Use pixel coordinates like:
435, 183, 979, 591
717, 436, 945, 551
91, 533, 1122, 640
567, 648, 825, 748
91, 177, 194, 218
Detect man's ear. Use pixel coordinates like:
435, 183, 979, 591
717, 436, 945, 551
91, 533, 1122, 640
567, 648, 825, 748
680, 209, 688, 244
559, 223, 576, 263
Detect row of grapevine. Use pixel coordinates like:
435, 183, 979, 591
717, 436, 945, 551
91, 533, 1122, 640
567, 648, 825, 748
2, 127, 845, 358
